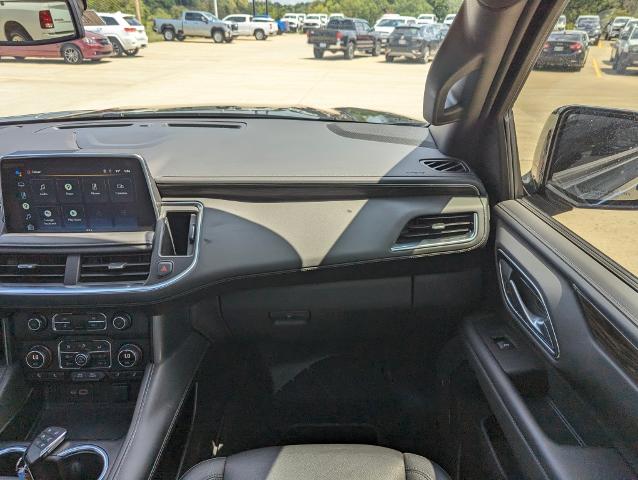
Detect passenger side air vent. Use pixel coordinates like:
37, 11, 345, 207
0, 254, 67, 283
79, 253, 151, 284
393, 213, 476, 251
420, 159, 469, 173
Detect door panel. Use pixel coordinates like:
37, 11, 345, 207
463, 199, 638, 480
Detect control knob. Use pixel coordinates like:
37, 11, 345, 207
117, 344, 142, 368
25, 346, 51, 369
74, 352, 91, 368
112, 313, 132, 331
27, 315, 47, 332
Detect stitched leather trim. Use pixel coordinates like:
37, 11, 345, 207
148, 344, 208, 479
108, 363, 155, 479
405, 467, 434, 480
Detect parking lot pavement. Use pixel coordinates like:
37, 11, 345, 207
0, 35, 635, 273
515, 40, 638, 173
0, 34, 433, 119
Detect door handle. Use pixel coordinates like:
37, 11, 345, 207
507, 279, 553, 342
497, 251, 559, 357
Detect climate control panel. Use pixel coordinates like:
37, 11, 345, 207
13, 310, 150, 384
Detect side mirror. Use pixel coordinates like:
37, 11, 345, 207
526, 105, 638, 209
0, 0, 85, 45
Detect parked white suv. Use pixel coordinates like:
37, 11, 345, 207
84, 11, 146, 56
282, 13, 304, 32
417, 14, 437, 25
302, 14, 327, 32
222, 14, 272, 40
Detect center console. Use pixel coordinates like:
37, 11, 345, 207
14, 310, 149, 394
0, 153, 204, 479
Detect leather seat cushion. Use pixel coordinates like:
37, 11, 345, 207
180, 444, 451, 480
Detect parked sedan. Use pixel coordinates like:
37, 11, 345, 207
0, 31, 113, 63
535, 31, 589, 71
385, 24, 443, 63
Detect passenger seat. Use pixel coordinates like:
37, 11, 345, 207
180, 444, 451, 480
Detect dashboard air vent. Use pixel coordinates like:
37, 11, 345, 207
79, 253, 151, 284
0, 254, 67, 283
393, 213, 476, 251
421, 159, 469, 173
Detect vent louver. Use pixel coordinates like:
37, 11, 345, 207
79, 253, 151, 284
393, 213, 476, 250
0, 254, 67, 283
421, 159, 469, 173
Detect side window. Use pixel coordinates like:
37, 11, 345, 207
513, 5, 638, 277
101, 16, 118, 26
184, 13, 196, 21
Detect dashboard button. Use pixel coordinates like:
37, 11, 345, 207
30, 179, 57, 204
62, 206, 86, 228
157, 261, 173, 277
112, 313, 131, 330
37, 207, 61, 228
57, 179, 81, 202
74, 353, 90, 367
117, 344, 142, 368
27, 315, 47, 332
109, 178, 134, 202
82, 178, 108, 203
25, 346, 51, 369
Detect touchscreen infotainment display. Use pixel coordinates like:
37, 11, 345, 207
1, 156, 156, 233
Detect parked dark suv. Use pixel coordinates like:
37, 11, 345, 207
385, 24, 444, 63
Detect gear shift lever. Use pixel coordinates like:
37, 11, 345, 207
17, 427, 67, 479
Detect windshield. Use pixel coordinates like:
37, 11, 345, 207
377, 19, 405, 27
613, 17, 630, 24
576, 18, 599, 26
632, 27, 638, 39
2, 2, 623, 128
327, 19, 354, 29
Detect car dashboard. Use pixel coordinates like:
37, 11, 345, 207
0, 117, 489, 480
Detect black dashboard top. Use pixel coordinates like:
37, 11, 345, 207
0, 118, 489, 306
0, 118, 484, 193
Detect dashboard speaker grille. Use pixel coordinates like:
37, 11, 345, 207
394, 213, 476, 250
0, 254, 67, 283
79, 253, 151, 284
420, 159, 469, 173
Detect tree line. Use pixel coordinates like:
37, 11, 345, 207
88, 0, 638, 32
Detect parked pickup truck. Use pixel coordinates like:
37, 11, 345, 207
222, 14, 273, 40
153, 11, 235, 43
307, 17, 381, 59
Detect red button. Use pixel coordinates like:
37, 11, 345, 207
157, 261, 173, 277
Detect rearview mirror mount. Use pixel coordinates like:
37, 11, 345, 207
526, 105, 638, 209
0, 0, 86, 46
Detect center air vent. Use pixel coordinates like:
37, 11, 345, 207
79, 253, 151, 284
0, 254, 67, 284
393, 213, 476, 251
421, 159, 469, 173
